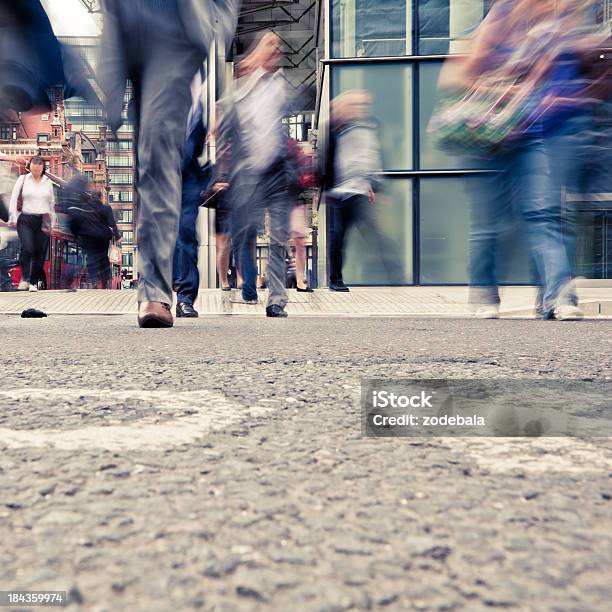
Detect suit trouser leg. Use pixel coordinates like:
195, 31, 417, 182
266, 193, 289, 308
231, 201, 259, 302
328, 201, 352, 285
135, 45, 203, 305
173, 173, 202, 305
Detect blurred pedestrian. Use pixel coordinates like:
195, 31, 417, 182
173, 72, 211, 318
0, 0, 94, 115
0, 193, 8, 224
288, 138, 315, 292
98, 0, 239, 327
214, 33, 296, 318
436, 0, 608, 320
8, 156, 54, 292
64, 174, 120, 289
208, 103, 238, 292
321, 91, 402, 292
0, 227, 18, 291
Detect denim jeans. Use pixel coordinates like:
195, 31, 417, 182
468, 122, 581, 314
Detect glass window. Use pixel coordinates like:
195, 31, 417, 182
332, 0, 411, 58
283, 114, 314, 142
121, 231, 134, 245
419, 177, 530, 284
122, 252, 133, 268
332, 64, 413, 170
117, 209, 133, 223
107, 140, 132, 150
419, 62, 484, 170
418, 0, 491, 55
109, 173, 133, 185
109, 191, 134, 203
108, 156, 133, 167
335, 178, 413, 285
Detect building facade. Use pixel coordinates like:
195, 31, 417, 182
316, 0, 612, 285
0, 86, 107, 194
60, 36, 137, 280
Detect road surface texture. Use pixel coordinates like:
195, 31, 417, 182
1, 315, 611, 611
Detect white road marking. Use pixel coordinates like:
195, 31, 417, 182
0, 389, 276, 451
448, 437, 612, 474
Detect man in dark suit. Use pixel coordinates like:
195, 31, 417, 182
98, 0, 238, 328
173, 74, 212, 318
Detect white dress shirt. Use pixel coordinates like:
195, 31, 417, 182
9, 174, 55, 223
235, 68, 289, 173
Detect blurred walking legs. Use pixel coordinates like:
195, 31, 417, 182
16, 213, 48, 287
231, 172, 289, 307
132, 46, 202, 306
468, 127, 581, 317
328, 195, 402, 287
84, 240, 111, 289
173, 173, 203, 306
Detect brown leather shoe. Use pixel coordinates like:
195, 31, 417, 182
138, 302, 173, 328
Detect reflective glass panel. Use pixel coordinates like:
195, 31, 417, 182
332, 0, 411, 58
420, 177, 530, 284
419, 62, 484, 170
332, 64, 413, 170
418, 0, 491, 55
336, 179, 413, 285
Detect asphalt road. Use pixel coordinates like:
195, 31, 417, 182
1, 315, 611, 611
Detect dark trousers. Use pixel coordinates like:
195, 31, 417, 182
83, 239, 111, 288
328, 195, 401, 285
172, 173, 203, 305
231, 170, 289, 307
17, 213, 48, 285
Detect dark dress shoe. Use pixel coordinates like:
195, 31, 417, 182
266, 304, 288, 318
296, 286, 314, 293
329, 282, 350, 292
138, 302, 173, 328
176, 302, 199, 318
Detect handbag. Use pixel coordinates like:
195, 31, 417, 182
200, 185, 225, 210
16, 175, 25, 212
428, 77, 538, 155
67, 194, 113, 241
0, 194, 8, 223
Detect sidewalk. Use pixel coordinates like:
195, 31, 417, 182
1, 286, 611, 317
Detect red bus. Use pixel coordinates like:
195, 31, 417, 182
0, 157, 121, 290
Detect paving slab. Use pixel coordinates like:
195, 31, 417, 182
0, 286, 611, 317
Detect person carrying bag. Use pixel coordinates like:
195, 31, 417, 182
8, 155, 54, 291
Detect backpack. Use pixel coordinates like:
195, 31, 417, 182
66, 195, 113, 241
